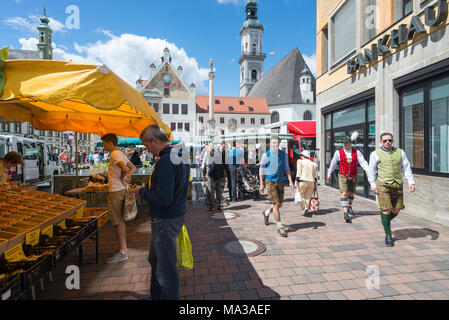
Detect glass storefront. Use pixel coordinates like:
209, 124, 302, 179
324, 97, 376, 199
400, 73, 449, 177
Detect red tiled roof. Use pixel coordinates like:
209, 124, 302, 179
196, 95, 270, 115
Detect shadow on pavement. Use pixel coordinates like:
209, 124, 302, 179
393, 228, 440, 241
226, 204, 252, 211
288, 222, 326, 233
312, 208, 340, 216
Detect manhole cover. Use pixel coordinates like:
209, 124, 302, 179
218, 239, 266, 257
210, 211, 239, 220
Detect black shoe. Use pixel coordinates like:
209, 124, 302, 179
385, 235, 394, 247
344, 213, 352, 223
263, 210, 270, 225
278, 228, 288, 238
348, 207, 355, 216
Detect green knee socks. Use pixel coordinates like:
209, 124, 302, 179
381, 213, 399, 236
381, 213, 391, 236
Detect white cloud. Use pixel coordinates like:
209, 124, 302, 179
3, 15, 66, 34
217, 0, 244, 4
302, 53, 317, 77
18, 33, 210, 94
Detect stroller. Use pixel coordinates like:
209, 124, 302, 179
236, 166, 260, 200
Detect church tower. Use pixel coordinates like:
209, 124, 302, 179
37, 8, 53, 60
239, 0, 265, 97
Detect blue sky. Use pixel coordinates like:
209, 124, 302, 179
0, 0, 317, 96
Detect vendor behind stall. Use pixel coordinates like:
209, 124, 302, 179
0, 151, 23, 183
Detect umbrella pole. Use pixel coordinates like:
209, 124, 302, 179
75, 133, 79, 187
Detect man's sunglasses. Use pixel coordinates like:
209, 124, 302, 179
382, 139, 393, 143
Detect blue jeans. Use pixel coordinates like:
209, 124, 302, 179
148, 216, 185, 300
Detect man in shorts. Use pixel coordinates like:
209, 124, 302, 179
259, 137, 295, 238
327, 136, 369, 223
102, 133, 136, 263
368, 132, 415, 247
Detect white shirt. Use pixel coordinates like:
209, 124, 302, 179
108, 149, 130, 192
328, 148, 369, 178
368, 147, 415, 188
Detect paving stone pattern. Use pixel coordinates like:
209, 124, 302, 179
35, 186, 449, 300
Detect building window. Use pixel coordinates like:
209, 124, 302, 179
261, 118, 265, 125
185, 123, 190, 132
403, 0, 413, 17
199, 117, 204, 124
220, 117, 225, 124
182, 104, 188, 115
164, 88, 170, 96
171, 123, 176, 131
153, 103, 159, 113
229, 106, 234, 111
172, 104, 179, 114
1, 123, 10, 132
251, 118, 255, 125
241, 118, 246, 124
14, 123, 21, 133
239, 100, 244, 105
251, 70, 258, 80
178, 123, 183, 131
401, 75, 449, 175
163, 104, 170, 114
361, 0, 377, 45
249, 107, 254, 112
221, 129, 225, 135
215, 100, 220, 104
330, 0, 356, 66
322, 28, 329, 73
304, 111, 313, 120
271, 112, 280, 124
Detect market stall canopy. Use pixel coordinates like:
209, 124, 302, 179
0, 59, 172, 139
287, 121, 316, 136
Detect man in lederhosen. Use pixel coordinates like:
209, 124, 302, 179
368, 132, 415, 247
327, 136, 370, 223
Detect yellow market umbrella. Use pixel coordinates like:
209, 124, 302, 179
0, 59, 172, 139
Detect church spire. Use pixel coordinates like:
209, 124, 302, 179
37, 7, 53, 60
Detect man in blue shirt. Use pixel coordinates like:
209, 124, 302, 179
227, 143, 245, 202
259, 137, 294, 238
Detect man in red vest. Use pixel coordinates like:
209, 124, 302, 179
327, 136, 370, 223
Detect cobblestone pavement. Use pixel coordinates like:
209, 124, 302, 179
35, 186, 449, 300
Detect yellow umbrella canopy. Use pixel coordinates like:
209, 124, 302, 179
0, 59, 172, 139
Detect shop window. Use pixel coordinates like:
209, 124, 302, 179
430, 77, 449, 173
330, 0, 356, 66
402, 88, 424, 169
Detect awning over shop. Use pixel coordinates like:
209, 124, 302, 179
287, 121, 316, 136
0, 59, 171, 139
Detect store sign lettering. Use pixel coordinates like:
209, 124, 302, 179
347, 0, 448, 74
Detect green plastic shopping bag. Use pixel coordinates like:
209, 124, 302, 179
177, 225, 193, 269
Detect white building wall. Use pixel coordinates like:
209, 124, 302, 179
196, 113, 270, 136
270, 104, 316, 122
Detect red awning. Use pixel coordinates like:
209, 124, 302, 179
288, 121, 316, 136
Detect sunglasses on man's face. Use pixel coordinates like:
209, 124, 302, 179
382, 139, 393, 143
